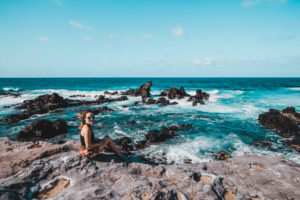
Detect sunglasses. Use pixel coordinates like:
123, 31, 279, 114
87, 116, 95, 120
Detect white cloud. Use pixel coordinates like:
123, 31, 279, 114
194, 57, 213, 65
141, 33, 153, 39
278, 34, 295, 40
171, 25, 184, 37
107, 34, 118, 39
83, 35, 92, 40
242, 0, 287, 7
38, 36, 50, 42
0, 56, 7, 61
69, 20, 92, 30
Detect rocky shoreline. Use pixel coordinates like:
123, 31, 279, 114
1, 137, 300, 200
1, 82, 300, 199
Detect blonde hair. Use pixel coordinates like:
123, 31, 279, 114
76, 109, 93, 129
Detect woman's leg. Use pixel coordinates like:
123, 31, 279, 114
97, 136, 121, 156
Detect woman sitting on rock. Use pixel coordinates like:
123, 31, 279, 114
77, 110, 121, 158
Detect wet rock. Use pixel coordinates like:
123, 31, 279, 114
179, 124, 192, 130
214, 150, 231, 160
52, 119, 68, 135
286, 138, 300, 153
159, 86, 190, 99
144, 98, 156, 104
2, 93, 126, 124
253, 140, 272, 148
121, 81, 152, 99
17, 119, 68, 141
69, 94, 86, 98
126, 120, 136, 125
104, 91, 118, 95
187, 90, 209, 106
2, 93, 69, 124
139, 81, 152, 99
95, 95, 128, 104
1, 112, 31, 124
134, 125, 192, 151
157, 97, 170, 106
91, 106, 114, 115
114, 137, 134, 152
258, 108, 300, 138
17, 93, 69, 113
230, 147, 237, 151
0, 92, 22, 98
145, 126, 178, 143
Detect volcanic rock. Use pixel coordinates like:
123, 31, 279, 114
17, 119, 68, 141
187, 90, 210, 106
0, 92, 22, 98
114, 137, 134, 152
159, 86, 190, 99
135, 125, 191, 150
126, 120, 136, 125
214, 150, 231, 160
104, 91, 118, 95
1, 113, 31, 124
258, 107, 300, 138
121, 81, 152, 99
2, 93, 126, 124
69, 94, 86, 98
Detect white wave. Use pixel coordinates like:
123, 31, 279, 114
32, 89, 104, 100
288, 87, 300, 91
207, 89, 219, 95
2, 87, 20, 91
0, 93, 37, 106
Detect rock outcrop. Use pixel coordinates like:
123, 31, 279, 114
144, 97, 178, 106
1, 93, 126, 124
135, 125, 192, 150
0, 92, 22, 98
258, 107, 300, 152
187, 90, 210, 106
17, 119, 68, 141
0, 137, 299, 199
159, 86, 190, 99
121, 81, 152, 99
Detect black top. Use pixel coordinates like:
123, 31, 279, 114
80, 124, 96, 146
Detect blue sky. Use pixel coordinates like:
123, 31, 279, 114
0, 0, 299, 77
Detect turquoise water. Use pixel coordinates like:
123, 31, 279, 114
1, 78, 300, 163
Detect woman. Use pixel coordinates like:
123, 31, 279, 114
77, 110, 121, 158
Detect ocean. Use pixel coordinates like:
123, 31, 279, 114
1, 78, 300, 164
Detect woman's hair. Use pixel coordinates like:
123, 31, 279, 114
76, 109, 93, 129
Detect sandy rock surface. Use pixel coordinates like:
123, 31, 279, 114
0, 137, 300, 200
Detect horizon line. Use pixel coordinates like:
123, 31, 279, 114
0, 76, 300, 78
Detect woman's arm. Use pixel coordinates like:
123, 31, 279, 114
82, 126, 99, 149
